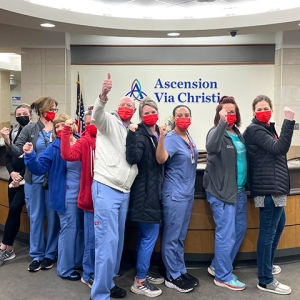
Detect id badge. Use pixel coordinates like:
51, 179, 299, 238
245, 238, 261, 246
191, 153, 195, 164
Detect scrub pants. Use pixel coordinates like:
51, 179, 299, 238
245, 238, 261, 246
207, 190, 247, 282
91, 181, 130, 300
161, 193, 194, 280
57, 187, 84, 278
24, 182, 59, 261
82, 210, 95, 282
136, 222, 160, 279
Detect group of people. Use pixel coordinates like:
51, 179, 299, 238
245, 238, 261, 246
0, 72, 295, 299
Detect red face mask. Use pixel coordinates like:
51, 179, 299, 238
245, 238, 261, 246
175, 117, 191, 131
255, 110, 272, 124
85, 124, 97, 137
56, 130, 62, 138
227, 114, 237, 127
45, 111, 56, 121
142, 114, 158, 127
117, 107, 134, 121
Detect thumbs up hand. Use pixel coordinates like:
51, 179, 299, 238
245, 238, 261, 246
100, 73, 112, 101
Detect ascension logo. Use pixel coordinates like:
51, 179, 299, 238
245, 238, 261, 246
125, 79, 147, 101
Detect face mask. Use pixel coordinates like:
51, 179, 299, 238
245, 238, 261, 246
142, 114, 158, 127
45, 111, 56, 121
255, 110, 272, 124
56, 130, 62, 138
16, 116, 30, 127
227, 114, 236, 127
85, 124, 97, 137
175, 117, 191, 131
117, 107, 134, 121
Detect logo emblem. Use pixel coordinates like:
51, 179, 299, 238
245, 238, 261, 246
125, 79, 147, 101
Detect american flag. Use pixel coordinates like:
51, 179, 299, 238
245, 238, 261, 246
75, 73, 85, 133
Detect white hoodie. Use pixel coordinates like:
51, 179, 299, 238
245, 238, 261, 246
92, 97, 138, 192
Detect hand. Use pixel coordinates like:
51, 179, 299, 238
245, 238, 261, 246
99, 73, 112, 100
219, 108, 228, 123
284, 107, 295, 121
65, 119, 74, 127
0, 127, 10, 143
159, 124, 167, 137
10, 181, 20, 188
10, 171, 21, 182
129, 124, 138, 132
23, 142, 33, 154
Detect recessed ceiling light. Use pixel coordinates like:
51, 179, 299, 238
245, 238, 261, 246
10, 74, 14, 77
167, 32, 180, 37
40, 23, 55, 28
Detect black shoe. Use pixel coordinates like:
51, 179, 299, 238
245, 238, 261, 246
41, 258, 55, 270
110, 285, 127, 298
165, 275, 194, 293
28, 260, 42, 272
182, 273, 199, 287
63, 271, 81, 281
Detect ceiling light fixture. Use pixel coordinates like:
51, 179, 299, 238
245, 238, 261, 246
167, 32, 180, 37
40, 23, 55, 28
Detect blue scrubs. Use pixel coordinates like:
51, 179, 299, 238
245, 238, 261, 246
57, 160, 84, 277
82, 210, 95, 282
91, 181, 129, 300
25, 130, 59, 261
208, 132, 247, 282
161, 131, 197, 280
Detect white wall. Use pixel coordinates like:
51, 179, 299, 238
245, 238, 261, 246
71, 65, 274, 149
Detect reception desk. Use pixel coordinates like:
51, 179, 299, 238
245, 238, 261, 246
0, 160, 299, 265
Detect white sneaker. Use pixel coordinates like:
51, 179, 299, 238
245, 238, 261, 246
257, 279, 292, 295
272, 265, 281, 275
207, 265, 238, 279
131, 278, 162, 298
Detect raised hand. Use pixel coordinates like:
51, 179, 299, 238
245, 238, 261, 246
23, 142, 33, 154
0, 127, 10, 144
219, 108, 228, 123
65, 119, 74, 127
159, 124, 167, 137
129, 124, 138, 132
100, 73, 112, 100
284, 107, 295, 121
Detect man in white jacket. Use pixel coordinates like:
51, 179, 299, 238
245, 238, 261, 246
90, 73, 138, 300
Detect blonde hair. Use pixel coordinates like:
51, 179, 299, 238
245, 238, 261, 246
31, 96, 58, 116
52, 113, 77, 138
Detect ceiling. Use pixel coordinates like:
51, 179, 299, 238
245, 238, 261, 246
0, 0, 300, 38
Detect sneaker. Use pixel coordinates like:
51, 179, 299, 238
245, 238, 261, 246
41, 257, 54, 270
146, 270, 165, 284
164, 275, 194, 293
131, 277, 162, 297
110, 285, 127, 299
208, 265, 238, 279
182, 273, 199, 287
272, 265, 281, 275
257, 279, 292, 295
214, 278, 246, 291
81, 277, 94, 288
28, 260, 42, 272
0, 247, 16, 267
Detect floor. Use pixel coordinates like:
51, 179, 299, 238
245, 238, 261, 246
1, 234, 299, 300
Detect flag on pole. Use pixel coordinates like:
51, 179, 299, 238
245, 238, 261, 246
75, 73, 85, 133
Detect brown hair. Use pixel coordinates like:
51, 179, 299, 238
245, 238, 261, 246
214, 95, 241, 127
52, 113, 77, 138
138, 97, 158, 119
30, 97, 58, 117
15, 103, 32, 116
252, 95, 273, 111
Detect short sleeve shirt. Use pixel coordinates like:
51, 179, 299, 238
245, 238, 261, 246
162, 131, 198, 200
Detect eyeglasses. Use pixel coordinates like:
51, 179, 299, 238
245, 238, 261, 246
49, 108, 59, 113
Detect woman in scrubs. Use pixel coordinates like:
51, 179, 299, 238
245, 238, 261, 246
156, 105, 198, 293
